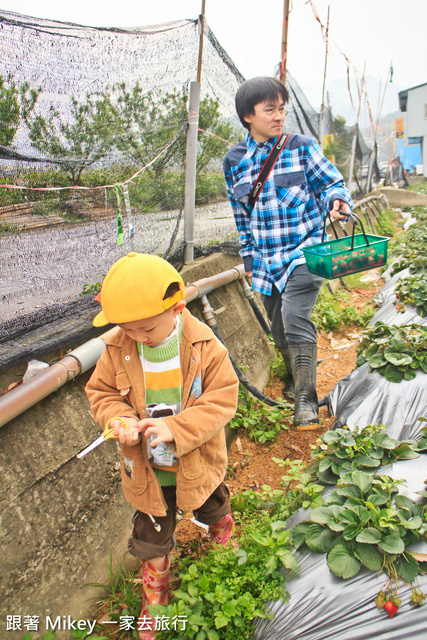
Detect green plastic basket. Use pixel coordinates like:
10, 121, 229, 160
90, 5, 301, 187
302, 212, 390, 279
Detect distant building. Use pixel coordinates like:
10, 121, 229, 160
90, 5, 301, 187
398, 82, 427, 176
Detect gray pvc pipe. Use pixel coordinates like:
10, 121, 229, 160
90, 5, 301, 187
0, 264, 245, 428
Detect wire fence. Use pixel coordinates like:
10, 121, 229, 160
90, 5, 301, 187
0, 9, 376, 370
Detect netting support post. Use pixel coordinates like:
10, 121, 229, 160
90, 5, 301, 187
183, 81, 201, 264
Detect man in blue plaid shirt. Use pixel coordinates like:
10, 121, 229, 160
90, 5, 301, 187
223, 77, 352, 427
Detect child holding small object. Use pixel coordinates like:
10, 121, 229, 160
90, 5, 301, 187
85, 252, 239, 640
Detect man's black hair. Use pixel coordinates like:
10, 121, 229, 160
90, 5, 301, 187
235, 77, 289, 131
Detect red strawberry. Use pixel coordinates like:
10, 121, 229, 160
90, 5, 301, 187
384, 601, 399, 618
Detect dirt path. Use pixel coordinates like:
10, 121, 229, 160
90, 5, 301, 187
174, 276, 384, 547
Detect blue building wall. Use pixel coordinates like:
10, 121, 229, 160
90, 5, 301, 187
398, 138, 422, 172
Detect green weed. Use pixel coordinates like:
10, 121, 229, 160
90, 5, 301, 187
312, 286, 375, 333
89, 550, 141, 639
229, 387, 291, 443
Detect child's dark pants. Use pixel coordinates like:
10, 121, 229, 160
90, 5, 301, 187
127, 483, 231, 560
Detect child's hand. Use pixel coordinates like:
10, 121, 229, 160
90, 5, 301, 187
140, 418, 174, 447
110, 417, 141, 446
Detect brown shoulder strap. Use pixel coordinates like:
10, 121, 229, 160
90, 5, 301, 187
248, 133, 291, 210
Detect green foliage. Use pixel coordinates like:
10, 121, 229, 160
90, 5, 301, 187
0, 221, 20, 234
232, 458, 324, 524
23, 81, 238, 205
80, 281, 103, 297
390, 207, 427, 276
0, 73, 40, 146
323, 116, 353, 180
269, 341, 289, 384
312, 285, 375, 332
416, 419, 427, 453
356, 321, 427, 382
293, 470, 427, 584
375, 207, 396, 237
20, 631, 107, 640
21, 633, 57, 640
406, 181, 427, 195
90, 550, 141, 638
151, 519, 291, 640
29, 93, 116, 184
229, 387, 291, 443
394, 273, 427, 317
196, 173, 227, 206
308, 424, 420, 485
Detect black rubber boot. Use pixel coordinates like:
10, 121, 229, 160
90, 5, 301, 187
288, 342, 319, 427
278, 346, 295, 400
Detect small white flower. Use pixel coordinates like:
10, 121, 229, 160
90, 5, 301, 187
320, 444, 328, 451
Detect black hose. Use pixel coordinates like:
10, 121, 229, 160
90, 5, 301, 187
247, 297, 271, 336
210, 324, 284, 407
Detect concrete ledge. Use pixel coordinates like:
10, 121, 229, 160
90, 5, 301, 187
372, 187, 427, 208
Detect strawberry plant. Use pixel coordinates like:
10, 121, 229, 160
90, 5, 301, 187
292, 470, 427, 616
308, 424, 420, 484
356, 321, 427, 382
390, 209, 427, 276
416, 418, 427, 452
394, 273, 427, 317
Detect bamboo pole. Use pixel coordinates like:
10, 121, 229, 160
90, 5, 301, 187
318, 5, 330, 151
196, 0, 206, 83
280, 0, 290, 85
347, 64, 366, 191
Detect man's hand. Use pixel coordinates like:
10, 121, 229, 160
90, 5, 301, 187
330, 199, 351, 220
246, 270, 253, 277
140, 418, 174, 448
111, 417, 141, 446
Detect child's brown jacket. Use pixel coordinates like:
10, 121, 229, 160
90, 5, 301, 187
86, 308, 239, 517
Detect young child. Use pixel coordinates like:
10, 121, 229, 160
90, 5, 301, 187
86, 252, 239, 640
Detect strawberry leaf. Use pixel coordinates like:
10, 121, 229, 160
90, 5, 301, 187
351, 470, 373, 494
395, 553, 419, 583
356, 527, 382, 544
378, 535, 405, 554
354, 542, 383, 571
305, 524, 336, 553
327, 544, 361, 578
292, 522, 311, 549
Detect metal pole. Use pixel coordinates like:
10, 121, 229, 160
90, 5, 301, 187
280, 0, 290, 85
183, 81, 200, 264
183, 2, 205, 264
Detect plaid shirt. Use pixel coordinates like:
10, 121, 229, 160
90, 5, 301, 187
223, 132, 352, 295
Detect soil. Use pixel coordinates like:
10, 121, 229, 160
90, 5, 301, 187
172, 274, 385, 552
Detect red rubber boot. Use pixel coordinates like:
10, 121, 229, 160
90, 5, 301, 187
137, 557, 170, 640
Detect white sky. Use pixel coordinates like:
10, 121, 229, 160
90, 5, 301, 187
1, 0, 426, 126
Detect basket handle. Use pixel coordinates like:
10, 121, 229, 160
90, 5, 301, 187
321, 211, 370, 249
348, 212, 370, 250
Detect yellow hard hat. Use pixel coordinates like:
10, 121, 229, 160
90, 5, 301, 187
93, 252, 185, 327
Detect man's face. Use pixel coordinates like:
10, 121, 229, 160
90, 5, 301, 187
118, 302, 184, 347
244, 96, 287, 143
